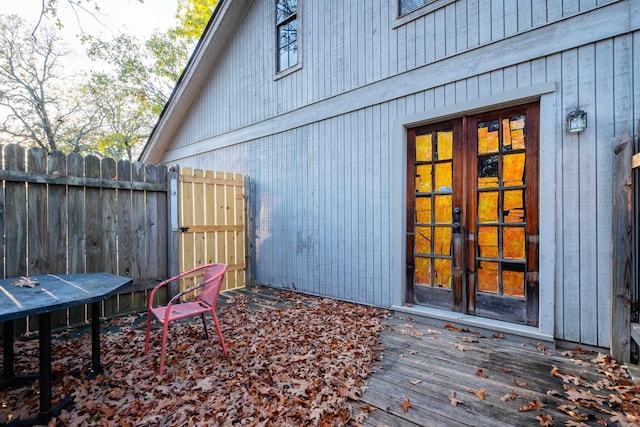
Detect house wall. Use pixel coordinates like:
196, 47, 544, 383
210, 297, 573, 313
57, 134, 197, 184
158, 0, 640, 348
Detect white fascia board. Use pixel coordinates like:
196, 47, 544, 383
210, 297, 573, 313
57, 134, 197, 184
140, 0, 254, 164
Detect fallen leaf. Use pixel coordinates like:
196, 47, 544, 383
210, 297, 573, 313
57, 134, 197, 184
400, 396, 412, 413
410, 379, 422, 385
501, 390, 518, 401
468, 389, 486, 400
475, 369, 488, 378
558, 404, 588, 421
493, 332, 504, 339
519, 400, 544, 412
513, 379, 527, 387
551, 365, 584, 385
358, 404, 377, 413
444, 323, 461, 332
10, 276, 39, 288
536, 413, 553, 426
501, 368, 512, 373
449, 391, 463, 406
453, 343, 469, 352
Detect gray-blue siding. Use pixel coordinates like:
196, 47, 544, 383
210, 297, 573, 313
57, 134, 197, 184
157, 0, 640, 349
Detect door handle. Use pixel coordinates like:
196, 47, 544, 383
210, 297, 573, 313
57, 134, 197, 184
453, 207, 461, 232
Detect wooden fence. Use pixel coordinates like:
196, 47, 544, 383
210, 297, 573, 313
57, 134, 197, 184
0, 144, 247, 337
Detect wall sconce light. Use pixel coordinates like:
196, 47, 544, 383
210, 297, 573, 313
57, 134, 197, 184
567, 109, 587, 133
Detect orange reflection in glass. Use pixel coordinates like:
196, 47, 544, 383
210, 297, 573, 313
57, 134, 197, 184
416, 134, 432, 162
503, 153, 525, 187
503, 190, 525, 223
477, 261, 498, 293
415, 226, 431, 254
478, 121, 499, 154
415, 196, 432, 223
503, 227, 525, 260
433, 226, 451, 255
416, 164, 432, 192
502, 119, 512, 150
435, 162, 452, 192
503, 270, 524, 297
437, 131, 453, 160
510, 116, 526, 150
478, 191, 499, 223
414, 257, 431, 285
433, 258, 452, 288
434, 195, 452, 223
478, 226, 498, 258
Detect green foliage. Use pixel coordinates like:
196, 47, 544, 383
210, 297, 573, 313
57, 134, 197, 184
171, 0, 219, 42
82, 0, 218, 158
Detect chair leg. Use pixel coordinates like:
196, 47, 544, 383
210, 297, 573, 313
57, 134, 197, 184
144, 310, 153, 354
200, 313, 209, 340
211, 311, 227, 356
160, 321, 170, 375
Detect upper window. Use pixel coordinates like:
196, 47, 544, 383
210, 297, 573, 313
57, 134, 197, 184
276, 0, 298, 72
399, 0, 433, 16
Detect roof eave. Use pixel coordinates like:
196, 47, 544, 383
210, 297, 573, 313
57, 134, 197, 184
139, 0, 254, 164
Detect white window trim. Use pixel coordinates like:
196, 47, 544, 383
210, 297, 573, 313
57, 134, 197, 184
393, 0, 457, 29
275, 0, 301, 75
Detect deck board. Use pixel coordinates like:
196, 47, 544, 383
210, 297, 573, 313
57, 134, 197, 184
359, 312, 610, 426
218, 285, 625, 426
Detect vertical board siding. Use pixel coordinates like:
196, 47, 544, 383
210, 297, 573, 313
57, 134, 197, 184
162, 0, 638, 349
577, 44, 598, 346
170, 0, 623, 151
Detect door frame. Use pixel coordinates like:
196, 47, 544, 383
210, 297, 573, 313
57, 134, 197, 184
390, 83, 557, 339
405, 104, 539, 325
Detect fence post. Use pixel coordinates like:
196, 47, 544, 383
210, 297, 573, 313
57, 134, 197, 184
244, 175, 253, 285
612, 135, 633, 363
167, 165, 180, 297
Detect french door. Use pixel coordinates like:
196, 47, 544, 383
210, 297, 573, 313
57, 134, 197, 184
406, 103, 539, 325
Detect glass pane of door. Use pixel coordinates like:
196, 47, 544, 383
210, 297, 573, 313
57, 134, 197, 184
475, 115, 527, 298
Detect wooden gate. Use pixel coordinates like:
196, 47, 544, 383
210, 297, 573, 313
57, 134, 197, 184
178, 168, 246, 292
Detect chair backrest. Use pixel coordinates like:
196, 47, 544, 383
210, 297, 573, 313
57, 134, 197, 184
199, 263, 227, 307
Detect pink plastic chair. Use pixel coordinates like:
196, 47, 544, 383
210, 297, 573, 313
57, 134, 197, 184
144, 263, 228, 374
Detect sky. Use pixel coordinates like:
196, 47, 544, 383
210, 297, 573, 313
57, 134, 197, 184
1, 0, 180, 67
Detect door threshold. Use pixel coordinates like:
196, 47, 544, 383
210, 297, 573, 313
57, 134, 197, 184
391, 304, 555, 347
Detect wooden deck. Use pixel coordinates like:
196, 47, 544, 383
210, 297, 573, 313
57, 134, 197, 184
220, 286, 632, 427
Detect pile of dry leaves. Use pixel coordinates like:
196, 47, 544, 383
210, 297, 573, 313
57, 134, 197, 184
548, 348, 640, 426
0, 293, 386, 426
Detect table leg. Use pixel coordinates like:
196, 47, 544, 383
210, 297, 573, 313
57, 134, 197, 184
90, 302, 102, 376
3, 320, 14, 380
38, 312, 52, 421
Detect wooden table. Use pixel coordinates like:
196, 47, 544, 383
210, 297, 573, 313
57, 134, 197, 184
0, 273, 133, 425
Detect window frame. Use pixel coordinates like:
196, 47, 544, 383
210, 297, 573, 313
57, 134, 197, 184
275, 0, 299, 74
394, 0, 457, 28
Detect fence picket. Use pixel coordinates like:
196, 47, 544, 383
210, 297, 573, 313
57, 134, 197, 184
67, 152, 87, 325
117, 160, 133, 314
102, 157, 119, 318
4, 145, 27, 335
26, 148, 48, 332
131, 162, 147, 311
